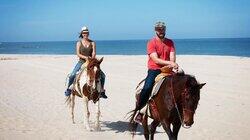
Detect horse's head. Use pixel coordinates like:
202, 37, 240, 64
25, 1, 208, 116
85, 57, 103, 92
182, 76, 205, 127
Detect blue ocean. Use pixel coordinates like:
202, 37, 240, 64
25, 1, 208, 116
0, 38, 250, 57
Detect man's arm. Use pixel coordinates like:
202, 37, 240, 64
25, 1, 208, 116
169, 51, 176, 62
149, 52, 178, 68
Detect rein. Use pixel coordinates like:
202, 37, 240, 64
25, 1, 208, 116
169, 77, 191, 129
76, 67, 95, 97
85, 68, 102, 102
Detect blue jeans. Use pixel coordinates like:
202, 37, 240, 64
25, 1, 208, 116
138, 69, 161, 109
100, 70, 105, 88
67, 61, 84, 88
67, 61, 106, 89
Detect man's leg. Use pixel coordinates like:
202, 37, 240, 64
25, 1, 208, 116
137, 69, 161, 110
134, 69, 160, 123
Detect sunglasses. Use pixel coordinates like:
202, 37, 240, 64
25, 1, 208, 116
155, 28, 166, 32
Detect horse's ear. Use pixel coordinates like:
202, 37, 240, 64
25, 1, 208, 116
98, 57, 104, 64
198, 83, 206, 89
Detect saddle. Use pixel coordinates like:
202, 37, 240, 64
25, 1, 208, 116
135, 66, 174, 119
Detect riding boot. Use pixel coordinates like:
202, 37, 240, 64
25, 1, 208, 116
100, 90, 108, 99
65, 89, 72, 96
134, 92, 149, 123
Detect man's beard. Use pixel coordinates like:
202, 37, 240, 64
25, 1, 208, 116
157, 33, 165, 39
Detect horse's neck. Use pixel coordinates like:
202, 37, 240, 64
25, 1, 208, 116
78, 69, 88, 84
170, 76, 188, 98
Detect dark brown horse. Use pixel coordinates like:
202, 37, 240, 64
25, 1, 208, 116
129, 74, 205, 140
66, 57, 103, 131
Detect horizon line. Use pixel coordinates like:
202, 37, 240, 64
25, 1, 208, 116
1, 37, 250, 43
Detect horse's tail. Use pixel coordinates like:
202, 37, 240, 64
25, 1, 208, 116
65, 73, 70, 87
127, 108, 139, 138
65, 95, 72, 107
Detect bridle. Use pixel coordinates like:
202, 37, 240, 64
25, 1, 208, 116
169, 77, 194, 129
85, 66, 102, 101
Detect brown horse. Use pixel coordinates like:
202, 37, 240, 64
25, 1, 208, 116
66, 57, 103, 131
129, 74, 206, 140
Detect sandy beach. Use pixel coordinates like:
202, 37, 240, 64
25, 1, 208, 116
0, 54, 250, 140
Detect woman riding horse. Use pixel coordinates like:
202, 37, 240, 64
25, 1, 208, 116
64, 26, 107, 99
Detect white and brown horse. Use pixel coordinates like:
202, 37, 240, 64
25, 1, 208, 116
66, 57, 103, 131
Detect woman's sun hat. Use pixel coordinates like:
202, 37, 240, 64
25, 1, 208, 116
81, 26, 89, 33
79, 26, 89, 38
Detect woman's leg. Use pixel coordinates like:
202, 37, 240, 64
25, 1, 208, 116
100, 70, 105, 88
65, 61, 83, 96
100, 70, 108, 99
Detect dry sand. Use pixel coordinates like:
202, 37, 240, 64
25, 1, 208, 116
0, 54, 250, 140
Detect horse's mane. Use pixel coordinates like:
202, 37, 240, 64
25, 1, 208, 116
185, 74, 199, 87
175, 73, 199, 86
87, 58, 100, 68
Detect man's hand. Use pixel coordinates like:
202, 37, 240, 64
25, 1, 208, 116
168, 61, 179, 69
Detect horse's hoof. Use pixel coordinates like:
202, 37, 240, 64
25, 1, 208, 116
95, 127, 101, 131
86, 127, 93, 131
94, 125, 101, 131
85, 125, 93, 131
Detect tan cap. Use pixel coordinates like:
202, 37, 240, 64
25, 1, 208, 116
154, 21, 166, 29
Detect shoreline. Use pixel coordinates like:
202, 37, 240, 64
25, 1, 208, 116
0, 55, 250, 139
0, 54, 249, 58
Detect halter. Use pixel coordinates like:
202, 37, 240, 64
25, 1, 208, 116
169, 77, 192, 129
76, 67, 95, 97
86, 73, 95, 98
85, 66, 102, 102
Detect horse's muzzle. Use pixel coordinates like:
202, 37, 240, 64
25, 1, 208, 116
184, 120, 194, 126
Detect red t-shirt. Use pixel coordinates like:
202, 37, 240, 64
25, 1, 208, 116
147, 37, 175, 70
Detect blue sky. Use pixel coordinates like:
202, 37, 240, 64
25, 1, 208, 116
0, 0, 250, 42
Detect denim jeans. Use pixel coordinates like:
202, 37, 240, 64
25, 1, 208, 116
100, 70, 105, 88
67, 61, 84, 89
138, 69, 161, 109
67, 61, 106, 89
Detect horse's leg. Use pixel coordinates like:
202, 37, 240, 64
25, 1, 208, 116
94, 100, 101, 131
71, 94, 75, 124
142, 115, 149, 140
172, 121, 181, 140
150, 120, 160, 140
83, 96, 92, 131
161, 120, 175, 140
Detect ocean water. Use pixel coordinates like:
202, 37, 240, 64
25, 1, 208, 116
0, 38, 250, 57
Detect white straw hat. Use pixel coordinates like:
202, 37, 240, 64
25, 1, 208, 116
81, 26, 89, 33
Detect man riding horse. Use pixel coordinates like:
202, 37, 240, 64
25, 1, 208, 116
134, 21, 179, 122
